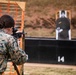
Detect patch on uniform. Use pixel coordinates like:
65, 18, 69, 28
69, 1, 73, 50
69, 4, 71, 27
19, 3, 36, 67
59, 21, 62, 24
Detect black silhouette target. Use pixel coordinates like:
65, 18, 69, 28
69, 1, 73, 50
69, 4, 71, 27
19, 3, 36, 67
56, 18, 70, 39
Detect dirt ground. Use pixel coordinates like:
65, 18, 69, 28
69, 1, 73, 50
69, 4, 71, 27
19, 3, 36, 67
24, 63, 76, 75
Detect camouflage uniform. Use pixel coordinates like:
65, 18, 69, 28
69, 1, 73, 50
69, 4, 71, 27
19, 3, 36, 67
0, 29, 28, 74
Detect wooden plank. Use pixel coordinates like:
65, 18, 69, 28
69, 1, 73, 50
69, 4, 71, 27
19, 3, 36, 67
0, 0, 26, 11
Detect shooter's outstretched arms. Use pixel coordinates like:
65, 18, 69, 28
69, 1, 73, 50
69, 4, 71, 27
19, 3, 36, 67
12, 27, 27, 38
7, 35, 28, 65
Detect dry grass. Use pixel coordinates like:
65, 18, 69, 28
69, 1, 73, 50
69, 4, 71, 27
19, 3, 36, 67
25, 28, 55, 38
25, 0, 76, 16
24, 63, 76, 75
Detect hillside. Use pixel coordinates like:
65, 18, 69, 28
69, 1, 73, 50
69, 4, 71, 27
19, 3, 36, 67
24, 0, 76, 38
12, 0, 76, 38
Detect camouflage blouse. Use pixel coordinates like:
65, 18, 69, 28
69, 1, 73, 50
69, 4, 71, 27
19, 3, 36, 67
0, 30, 28, 73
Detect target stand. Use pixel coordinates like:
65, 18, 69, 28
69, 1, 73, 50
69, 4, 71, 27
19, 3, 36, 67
56, 10, 71, 40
